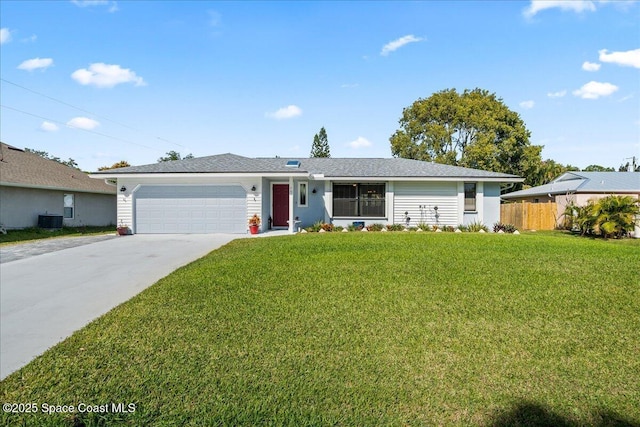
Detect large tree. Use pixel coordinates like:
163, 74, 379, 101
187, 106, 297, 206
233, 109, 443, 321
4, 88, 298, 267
98, 160, 131, 171
25, 148, 78, 169
157, 151, 194, 162
389, 88, 542, 186
310, 127, 331, 158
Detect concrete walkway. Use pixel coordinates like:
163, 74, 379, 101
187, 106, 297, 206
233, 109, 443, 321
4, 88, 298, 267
0, 234, 240, 379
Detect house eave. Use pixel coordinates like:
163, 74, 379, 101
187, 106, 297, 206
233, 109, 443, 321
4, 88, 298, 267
503, 189, 640, 199
89, 171, 309, 179
91, 172, 522, 183
0, 181, 116, 195
321, 176, 524, 183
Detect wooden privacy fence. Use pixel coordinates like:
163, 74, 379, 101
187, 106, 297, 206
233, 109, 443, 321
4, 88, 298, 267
500, 201, 558, 230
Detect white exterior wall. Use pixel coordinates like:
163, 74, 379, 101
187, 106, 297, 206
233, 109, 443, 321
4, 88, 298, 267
394, 182, 458, 227
482, 182, 502, 228
116, 176, 261, 233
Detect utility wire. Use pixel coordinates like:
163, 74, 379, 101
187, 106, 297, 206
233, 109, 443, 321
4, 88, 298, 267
0, 78, 185, 148
1, 104, 161, 151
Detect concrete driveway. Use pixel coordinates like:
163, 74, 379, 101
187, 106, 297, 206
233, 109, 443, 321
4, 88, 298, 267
0, 234, 238, 379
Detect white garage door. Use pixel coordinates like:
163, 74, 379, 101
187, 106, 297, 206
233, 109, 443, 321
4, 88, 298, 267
135, 185, 247, 234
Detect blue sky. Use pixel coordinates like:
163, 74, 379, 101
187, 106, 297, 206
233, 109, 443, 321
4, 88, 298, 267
1, 0, 638, 172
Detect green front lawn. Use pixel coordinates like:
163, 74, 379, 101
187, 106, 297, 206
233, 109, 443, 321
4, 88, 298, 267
0, 226, 116, 245
1, 233, 638, 426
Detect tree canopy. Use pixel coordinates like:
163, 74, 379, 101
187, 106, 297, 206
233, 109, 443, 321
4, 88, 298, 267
389, 88, 542, 186
25, 148, 78, 169
98, 160, 131, 171
310, 127, 331, 158
158, 151, 194, 162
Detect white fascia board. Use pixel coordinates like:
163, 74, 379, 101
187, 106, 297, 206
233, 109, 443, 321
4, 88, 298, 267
322, 176, 524, 183
89, 172, 308, 180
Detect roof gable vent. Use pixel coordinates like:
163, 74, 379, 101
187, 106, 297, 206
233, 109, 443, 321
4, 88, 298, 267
286, 160, 301, 168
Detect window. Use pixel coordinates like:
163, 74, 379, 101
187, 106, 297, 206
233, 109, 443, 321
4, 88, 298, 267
298, 182, 308, 207
464, 183, 476, 212
63, 194, 74, 219
333, 183, 385, 217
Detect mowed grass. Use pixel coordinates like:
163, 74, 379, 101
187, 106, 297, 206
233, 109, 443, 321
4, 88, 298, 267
1, 233, 638, 426
0, 226, 115, 245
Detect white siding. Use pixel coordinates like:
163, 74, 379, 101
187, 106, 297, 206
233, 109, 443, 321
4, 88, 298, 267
394, 182, 458, 227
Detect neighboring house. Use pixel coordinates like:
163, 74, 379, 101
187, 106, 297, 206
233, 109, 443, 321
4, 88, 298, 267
90, 153, 522, 234
502, 171, 640, 226
0, 143, 116, 229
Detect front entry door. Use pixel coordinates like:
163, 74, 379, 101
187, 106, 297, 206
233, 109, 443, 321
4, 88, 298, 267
272, 184, 289, 227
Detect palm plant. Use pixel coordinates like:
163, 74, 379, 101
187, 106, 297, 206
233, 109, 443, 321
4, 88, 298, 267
567, 195, 640, 238
593, 195, 640, 238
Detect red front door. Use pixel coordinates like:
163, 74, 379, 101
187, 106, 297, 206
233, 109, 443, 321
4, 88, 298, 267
272, 184, 289, 227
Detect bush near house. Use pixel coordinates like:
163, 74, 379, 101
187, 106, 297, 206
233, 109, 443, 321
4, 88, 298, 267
564, 195, 640, 238
493, 222, 518, 233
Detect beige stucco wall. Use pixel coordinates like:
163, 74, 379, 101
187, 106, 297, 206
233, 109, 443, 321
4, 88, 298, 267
0, 186, 116, 229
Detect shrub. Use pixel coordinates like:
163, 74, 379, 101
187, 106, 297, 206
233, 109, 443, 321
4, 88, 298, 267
563, 195, 640, 238
592, 195, 639, 238
347, 224, 362, 232
417, 223, 431, 232
321, 223, 334, 232
466, 221, 489, 233
305, 221, 335, 232
386, 224, 405, 232
493, 222, 518, 233
457, 224, 468, 232
441, 225, 456, 232
366, 223, 385, 232
334, 226, 344, 232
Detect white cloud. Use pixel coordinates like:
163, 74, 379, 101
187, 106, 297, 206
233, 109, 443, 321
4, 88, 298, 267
519, 100, 535, 109
572, 81, 619, 99
618, 93, 634, 102
582, 61, 601, 71
71, 0, 118, 12
67, 117, 100, 130
17, 57, 54, 71
598, 48, 640, 68
547, 90, 567, 98
0, 28, 11, 44
524, 1, 597, 17
265, 105, 302, 120
349, 136, 372, 149
208, 10, 222, 27
71, 63, 146, 88
381, 35, 423, 56
40, 121, 59, 132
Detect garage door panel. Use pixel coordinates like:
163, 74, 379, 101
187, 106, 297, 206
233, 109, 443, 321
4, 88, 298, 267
135, 185, 247, 234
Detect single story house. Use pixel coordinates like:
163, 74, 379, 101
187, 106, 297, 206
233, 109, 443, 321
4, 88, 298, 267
0, 143, 117, 229
502, 171, 640, 226
90, 154, 522, 234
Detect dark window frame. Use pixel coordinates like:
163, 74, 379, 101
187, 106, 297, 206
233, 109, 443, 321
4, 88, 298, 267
464, 183, 477, 212
333, 183, 386, 217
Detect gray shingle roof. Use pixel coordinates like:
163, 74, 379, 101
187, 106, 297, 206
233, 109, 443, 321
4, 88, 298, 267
0, 143, 116, 194
92, 153, 521, 180
502, 171, 640, 199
